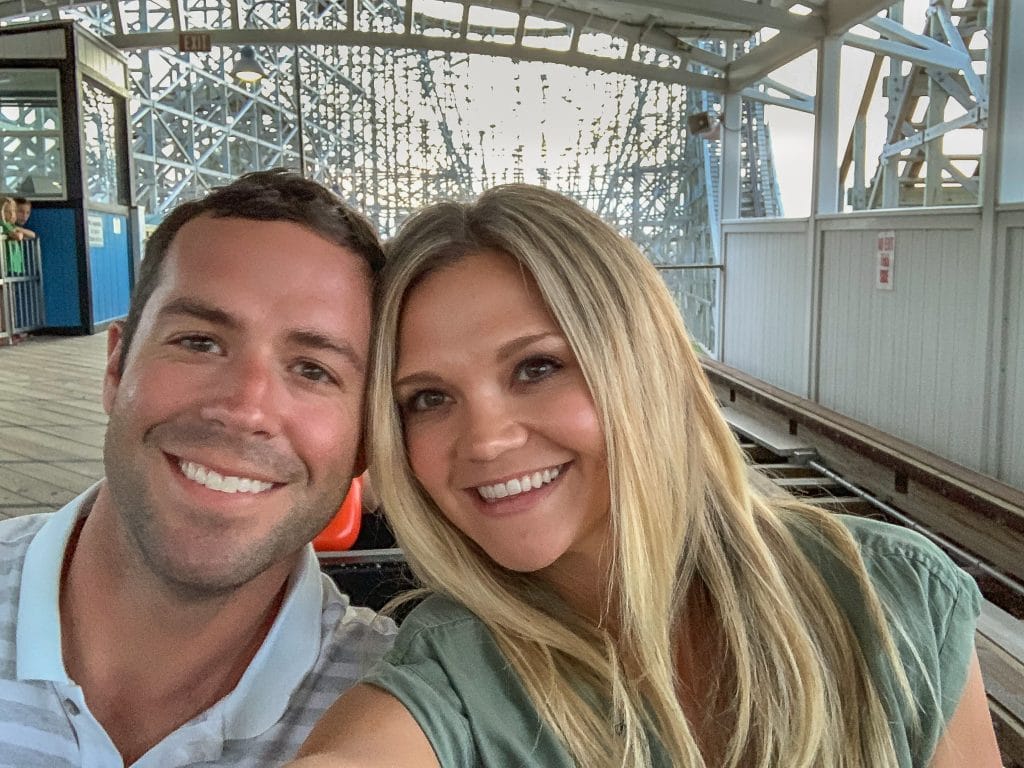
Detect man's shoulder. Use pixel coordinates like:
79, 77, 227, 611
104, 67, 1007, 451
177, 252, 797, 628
0, 513, 51, 554
314, 574, 397, 666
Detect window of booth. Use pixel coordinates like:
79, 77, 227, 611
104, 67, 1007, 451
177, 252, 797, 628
0, 68, 66, 199
81, 77, 123, 205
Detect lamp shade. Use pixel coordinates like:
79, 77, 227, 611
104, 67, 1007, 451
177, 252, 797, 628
687, 111, 713, 135
687, 111, 721, 140
232, 46, 265, 83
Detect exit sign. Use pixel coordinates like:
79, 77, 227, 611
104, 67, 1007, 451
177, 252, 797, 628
178, 32, 212, 52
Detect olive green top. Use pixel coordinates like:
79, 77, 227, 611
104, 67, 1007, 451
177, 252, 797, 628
364, 516, 981, 767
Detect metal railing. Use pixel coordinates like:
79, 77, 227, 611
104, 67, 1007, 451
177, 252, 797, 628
0, 234, 46, 344
656, 263, 723, 358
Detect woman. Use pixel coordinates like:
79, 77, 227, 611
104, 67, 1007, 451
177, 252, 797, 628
1, 196, 27, 275
294, 185, 1001, 767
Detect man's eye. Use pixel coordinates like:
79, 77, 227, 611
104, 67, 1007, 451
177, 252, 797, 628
178, 336, 220, 354
406, 390, 448, 412
294, 361, 336, 384
515, 356, 561, 382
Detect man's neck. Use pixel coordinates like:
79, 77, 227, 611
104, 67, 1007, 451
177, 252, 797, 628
59, 484, 293, 764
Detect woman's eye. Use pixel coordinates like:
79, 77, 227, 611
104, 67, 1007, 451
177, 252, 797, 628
407, 390, 448, 412
178, 335, 221, 354
515, 356, 561, 382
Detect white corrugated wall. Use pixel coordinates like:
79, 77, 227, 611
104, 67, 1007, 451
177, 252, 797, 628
722, 221, 811, 397
1001, 226, 1024, 487
817, 220, 986, 470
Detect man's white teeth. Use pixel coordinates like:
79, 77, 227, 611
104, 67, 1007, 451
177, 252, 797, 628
477, 466, 561, 501
179, 460, 273, 494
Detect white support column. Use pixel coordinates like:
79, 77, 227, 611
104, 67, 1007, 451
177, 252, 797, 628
720, 89, 742, 222
979, 0, 1012, 474
717, 44, 742, 365
882, 2, 904, 209
807, 35, 842, 400
923, 11, 944, 206
811, 35, 842, 215
998, 0, 1024, 204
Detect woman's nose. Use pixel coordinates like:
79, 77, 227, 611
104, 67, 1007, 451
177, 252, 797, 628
456, 395, 528, 462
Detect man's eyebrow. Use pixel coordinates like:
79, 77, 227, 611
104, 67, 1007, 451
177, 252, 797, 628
288, 329, 365, 373
157, 298, 239, 329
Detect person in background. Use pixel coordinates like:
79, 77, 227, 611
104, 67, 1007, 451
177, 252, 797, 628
13, 197, 32, 229
1, 196, 26, 275
294, 184, 1001, 768
0, 170, 396, 767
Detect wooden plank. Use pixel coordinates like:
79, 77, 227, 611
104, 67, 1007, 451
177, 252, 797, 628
0, 507, 52, 520
0, 460, 103, 494
0, 428, 103, 461
48, 461, 105, 480
0, 466, 80, 506
980, 600, 1024, 663
0, 486, 37, 506
721, 406, 816, 457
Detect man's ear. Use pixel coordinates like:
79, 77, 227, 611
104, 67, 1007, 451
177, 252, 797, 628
102, 322, 126, 415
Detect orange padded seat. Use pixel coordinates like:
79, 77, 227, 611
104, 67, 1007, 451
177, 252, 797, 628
312, 475, 363, 552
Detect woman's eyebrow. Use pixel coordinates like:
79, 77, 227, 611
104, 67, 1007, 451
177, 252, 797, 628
494, 332, 559, 363
393, 370, 443, 390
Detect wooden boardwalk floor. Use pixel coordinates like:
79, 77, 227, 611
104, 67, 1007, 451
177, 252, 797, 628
0, 333, 109, 518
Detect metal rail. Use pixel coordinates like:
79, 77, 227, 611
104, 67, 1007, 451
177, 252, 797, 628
803, 459, 1024, 601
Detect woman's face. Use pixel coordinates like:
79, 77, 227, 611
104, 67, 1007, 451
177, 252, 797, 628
394, 249, 611, 577
0, 201, 13, 224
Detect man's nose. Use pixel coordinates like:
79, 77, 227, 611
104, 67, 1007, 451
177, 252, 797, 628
456, 395, 528, 462
199, 355, 282, 436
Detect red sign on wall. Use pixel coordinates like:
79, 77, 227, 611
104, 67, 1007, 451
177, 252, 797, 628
178, 32, 212, 53
876, 230, 895, 290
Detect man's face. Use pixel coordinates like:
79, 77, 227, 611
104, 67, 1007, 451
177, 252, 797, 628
15, 202, 30, 225
101, 214, 373, 597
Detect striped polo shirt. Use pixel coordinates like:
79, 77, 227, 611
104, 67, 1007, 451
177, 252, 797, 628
0, 483, 396, 767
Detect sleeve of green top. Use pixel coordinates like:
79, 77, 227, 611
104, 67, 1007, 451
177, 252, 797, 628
840, 515, 982, 767
361, 602, 477, 767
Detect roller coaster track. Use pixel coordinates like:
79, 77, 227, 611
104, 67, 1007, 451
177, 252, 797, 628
702, 356, 1024, 766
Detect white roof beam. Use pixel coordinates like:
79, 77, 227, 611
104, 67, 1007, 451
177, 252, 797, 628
741, 81, 814, 112
606, 0, 823, 35
725, 30, 816, 90
480, 0, 729, 71
727, 0, 891, 90
843, 32, 969, 72
105, 28, 727, 90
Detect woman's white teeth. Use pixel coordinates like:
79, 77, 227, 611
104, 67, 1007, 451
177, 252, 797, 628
179, 460, 273, 494
477, 466, 560, 501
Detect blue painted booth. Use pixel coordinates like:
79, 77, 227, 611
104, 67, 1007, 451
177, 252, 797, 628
0, 21, 140, 334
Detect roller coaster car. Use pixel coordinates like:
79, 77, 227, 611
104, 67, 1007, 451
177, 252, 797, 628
314, 477, 418, 617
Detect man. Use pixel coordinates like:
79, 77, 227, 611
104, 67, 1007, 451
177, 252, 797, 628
0, 170, 396, 766
13, 197, 31, 227
11, 196, 34, 240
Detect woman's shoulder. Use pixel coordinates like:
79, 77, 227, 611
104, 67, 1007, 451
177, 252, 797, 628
395, 593, 484, 634
834, 515, 979, 606
384, 594, 496, 662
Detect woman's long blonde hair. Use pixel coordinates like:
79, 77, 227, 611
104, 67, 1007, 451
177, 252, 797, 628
368, 184, 912, 767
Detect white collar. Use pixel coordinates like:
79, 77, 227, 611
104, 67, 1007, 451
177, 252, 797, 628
16, 481, 327, 738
